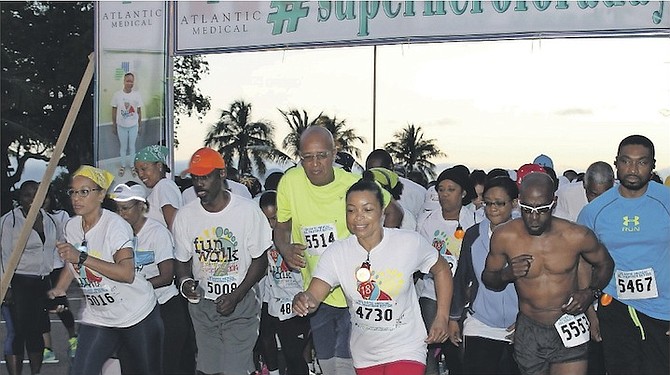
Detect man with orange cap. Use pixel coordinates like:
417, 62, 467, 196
173, 147, 272, 375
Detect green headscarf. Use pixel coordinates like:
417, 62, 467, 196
135, 145, 168, 165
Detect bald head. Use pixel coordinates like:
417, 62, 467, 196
519, 172, 555, 199
519, 173, 556, 236
299, 126, 336, 186
300, 126, 334, 151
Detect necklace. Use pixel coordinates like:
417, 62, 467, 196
355, 252, 372, 282
82, 209, 102, 233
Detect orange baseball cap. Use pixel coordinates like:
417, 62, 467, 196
186, 147, 225, 176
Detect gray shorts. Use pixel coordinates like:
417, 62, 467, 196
188, 288, 260, 375
513, 312, 588, 375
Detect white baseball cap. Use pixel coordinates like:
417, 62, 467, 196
110, 183, 147, 202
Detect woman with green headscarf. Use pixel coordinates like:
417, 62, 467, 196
134, 145, 182, 230
48, 165, 163, 375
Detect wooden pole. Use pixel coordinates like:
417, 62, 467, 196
0, 53, 95, 303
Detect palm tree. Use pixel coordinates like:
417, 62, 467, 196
205, 100, 290, 176
279, 108, 366, 159
279, 108, 318, 158
314, 115, 366, 159
384, 124, 444, 181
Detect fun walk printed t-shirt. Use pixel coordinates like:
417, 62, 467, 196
64, 210, 157, 328
264, 244, 304, 320
276, 166, 391, 308
173, 194, 272, 301
135, 217, 178, 304
417, 206, 476, 300
314, 228, 439, 369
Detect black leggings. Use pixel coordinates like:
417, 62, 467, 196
158, 295, 197, 375
9, 274, 50, 355
420, 297, 463, 375
43, 267, 75, 333
258, 302, 310, 374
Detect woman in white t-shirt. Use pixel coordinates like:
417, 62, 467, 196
49, 165, 162, 375
111, 72, 143, 177
133, 145, 182, 230
293, 172, 453, 375
111, 182, 195, 375
416, 166, 478, 375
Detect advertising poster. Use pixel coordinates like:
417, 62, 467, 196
95, 1, 169, 185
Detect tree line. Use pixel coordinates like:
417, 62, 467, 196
204, 100, 444, 182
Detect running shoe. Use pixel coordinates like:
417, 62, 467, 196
68, 337, 78, 358
43, 348, 58, 363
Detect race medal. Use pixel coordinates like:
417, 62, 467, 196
554, 313, 590, 348
356, 261, 371, 283
454, 225, 465, 239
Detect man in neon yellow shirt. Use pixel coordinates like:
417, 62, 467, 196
275, 126, 402, 375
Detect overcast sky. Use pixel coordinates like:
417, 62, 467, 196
176, 37, 669, 178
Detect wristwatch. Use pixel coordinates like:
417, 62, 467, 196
78, 251, 88, 267
590, 287, 603, 300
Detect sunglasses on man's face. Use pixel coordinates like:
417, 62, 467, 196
518, 201, 554, 215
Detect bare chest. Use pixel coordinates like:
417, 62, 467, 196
509, 236, 579, 278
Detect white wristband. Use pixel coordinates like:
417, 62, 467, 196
179, 277, 195, 299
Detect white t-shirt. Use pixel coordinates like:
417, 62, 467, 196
173, 194, 272, 301
147, 178, 183, 228
136, 218, 179, 304
554, 181, 588, 222
181, 179, 252, 205
423, 185, 440, 212
110, 90, 143, 128
416, 205, 476, 300
264, 245, 304, 320
64, 210, 156, 327
314, 228, 439, 369
399, 203, 417, 231
398, 176, 427, 219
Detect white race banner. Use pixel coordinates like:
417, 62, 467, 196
175, 1, 669, 54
